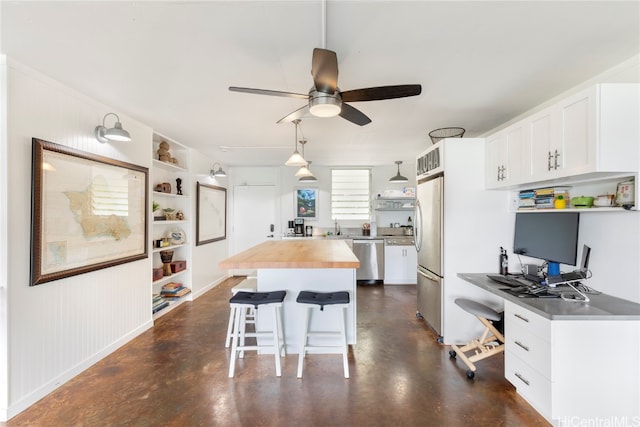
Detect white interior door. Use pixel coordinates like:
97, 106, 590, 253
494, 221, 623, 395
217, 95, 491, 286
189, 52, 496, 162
233, 185, 277, 266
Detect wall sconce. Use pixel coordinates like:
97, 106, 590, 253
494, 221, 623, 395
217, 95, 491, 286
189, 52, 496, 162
94, 113, 131, 143
210, 163, 227, 178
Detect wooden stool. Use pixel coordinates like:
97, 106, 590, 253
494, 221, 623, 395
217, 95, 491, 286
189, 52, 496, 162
296, 291, 350, 379
228, 290, 286, 378
224, 278, 257, 348
449, 298, 505, 379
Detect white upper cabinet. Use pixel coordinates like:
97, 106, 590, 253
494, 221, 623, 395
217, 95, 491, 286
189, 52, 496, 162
486, 83, 639, 189
485, 122, 529, 189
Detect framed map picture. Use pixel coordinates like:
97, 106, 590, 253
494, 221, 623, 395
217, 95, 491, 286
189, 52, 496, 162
31, 138, 148, 286
296, 188, 318, 220
196, 182, 227, 245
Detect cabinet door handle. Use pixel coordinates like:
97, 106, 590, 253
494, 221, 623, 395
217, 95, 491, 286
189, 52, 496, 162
496, 166, 501, 181
514, 313, 530, 323
514, 372, 530, 386
554, 149, 560, 170
547, 151, 553, 171
514, 340, 530, 352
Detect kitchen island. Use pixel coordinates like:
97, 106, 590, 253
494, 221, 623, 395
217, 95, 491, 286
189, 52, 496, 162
219, 239, 360, 353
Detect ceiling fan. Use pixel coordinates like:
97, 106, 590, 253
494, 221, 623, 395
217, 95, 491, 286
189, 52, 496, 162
229, 48, 422, 126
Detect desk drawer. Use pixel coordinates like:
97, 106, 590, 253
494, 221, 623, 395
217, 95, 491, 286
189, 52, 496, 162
505, 350, 551, 420
505, 323, 551, 379
505, 301, 550, 341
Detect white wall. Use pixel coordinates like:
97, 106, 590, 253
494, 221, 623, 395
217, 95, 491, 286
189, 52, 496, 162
189, 151, 229, 298
0, 59, 223, 420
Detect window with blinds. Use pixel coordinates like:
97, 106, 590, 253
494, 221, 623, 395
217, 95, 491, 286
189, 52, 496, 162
331, 169, 371, 221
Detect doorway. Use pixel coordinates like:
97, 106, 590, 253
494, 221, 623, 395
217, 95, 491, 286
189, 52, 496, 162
232, 185, 278, 274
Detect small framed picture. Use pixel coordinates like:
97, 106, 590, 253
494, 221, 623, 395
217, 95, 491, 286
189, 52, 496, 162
296, 188, 318, 220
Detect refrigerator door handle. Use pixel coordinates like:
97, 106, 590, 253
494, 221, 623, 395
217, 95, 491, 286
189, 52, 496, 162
417, 268, 438, 282
414, 200, 423, 252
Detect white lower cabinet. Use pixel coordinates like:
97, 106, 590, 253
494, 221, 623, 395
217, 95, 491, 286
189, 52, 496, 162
504, 301, 640, 424
384, 245, 417, 284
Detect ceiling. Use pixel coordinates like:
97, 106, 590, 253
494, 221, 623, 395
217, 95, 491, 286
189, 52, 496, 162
1, 1, 639, 167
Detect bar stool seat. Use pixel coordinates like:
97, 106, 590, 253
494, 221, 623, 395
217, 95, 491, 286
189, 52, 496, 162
296, 290, 350, 379
228, 290, 286, 378
224, 278, 257, 348
449, 298, 505, 379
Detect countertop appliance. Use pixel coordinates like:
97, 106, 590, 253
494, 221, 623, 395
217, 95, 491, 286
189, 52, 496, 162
294, 218, 304, 236
415, 138, 511, 344
352, 238, 384, 285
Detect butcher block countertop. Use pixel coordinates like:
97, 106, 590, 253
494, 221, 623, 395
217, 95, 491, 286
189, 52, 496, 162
219, 239, 360, 269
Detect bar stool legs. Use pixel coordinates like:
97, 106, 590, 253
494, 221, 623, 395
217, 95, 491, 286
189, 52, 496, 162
224, 278, 257, 348
296, 291, 350, 379
228, 290, 286, 378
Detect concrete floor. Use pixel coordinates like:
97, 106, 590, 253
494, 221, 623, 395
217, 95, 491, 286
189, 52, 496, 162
6, 277, 548, 426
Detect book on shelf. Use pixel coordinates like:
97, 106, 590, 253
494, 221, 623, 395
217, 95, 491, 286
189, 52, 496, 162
152, 301, 169, 314
161, 286, 191, 299
162, 282, 182, 291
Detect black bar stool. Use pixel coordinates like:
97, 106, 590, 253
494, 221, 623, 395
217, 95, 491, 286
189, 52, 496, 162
296, 290, 350, 379
228, 290, 286, 378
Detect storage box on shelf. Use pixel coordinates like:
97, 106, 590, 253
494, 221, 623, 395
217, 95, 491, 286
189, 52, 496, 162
151, 133, 193, 318
486, 83, 639, 191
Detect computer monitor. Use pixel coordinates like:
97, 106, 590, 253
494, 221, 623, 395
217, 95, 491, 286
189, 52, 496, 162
513, 212, 580, 267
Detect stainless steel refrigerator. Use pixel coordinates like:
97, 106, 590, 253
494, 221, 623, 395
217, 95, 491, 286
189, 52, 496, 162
414, 138, 511, 344
415, 174, 443, 337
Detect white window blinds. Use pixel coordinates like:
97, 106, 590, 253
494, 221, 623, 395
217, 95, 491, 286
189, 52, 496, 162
331, 169, 370, 221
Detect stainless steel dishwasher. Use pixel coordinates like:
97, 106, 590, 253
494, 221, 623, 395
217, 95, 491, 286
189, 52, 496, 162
352, 238, 384, 285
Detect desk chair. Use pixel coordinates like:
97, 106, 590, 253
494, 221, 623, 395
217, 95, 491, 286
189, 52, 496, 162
449, 298, 505, 379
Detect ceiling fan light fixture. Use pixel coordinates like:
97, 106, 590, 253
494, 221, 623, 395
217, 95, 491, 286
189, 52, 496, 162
389, 160, 408, 183
309, 92, 341, 118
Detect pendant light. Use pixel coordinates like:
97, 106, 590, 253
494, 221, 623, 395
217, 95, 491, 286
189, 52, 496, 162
285, 119, 307, 167
299, 161, 318, 182
389, 160, 408, 183
295, 140, 313, 177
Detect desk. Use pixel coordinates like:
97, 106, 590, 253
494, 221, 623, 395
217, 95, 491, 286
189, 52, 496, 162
459, 273, 640, 425
220, 240, 360, 353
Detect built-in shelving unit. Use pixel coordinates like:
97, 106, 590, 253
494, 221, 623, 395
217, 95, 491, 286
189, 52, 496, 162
151, 132, 193, 319
373, 197, 416, 211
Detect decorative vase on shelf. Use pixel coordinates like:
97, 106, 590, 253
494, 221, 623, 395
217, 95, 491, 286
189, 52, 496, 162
160, 250, 174, 276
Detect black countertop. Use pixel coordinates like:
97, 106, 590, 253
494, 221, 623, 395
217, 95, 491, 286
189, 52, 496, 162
458, 273, 640, 321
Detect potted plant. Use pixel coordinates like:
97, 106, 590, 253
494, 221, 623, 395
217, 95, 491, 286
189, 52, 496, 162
153, 201, 164, 221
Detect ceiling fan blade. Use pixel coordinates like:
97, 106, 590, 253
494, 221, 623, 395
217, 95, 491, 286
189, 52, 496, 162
277, 105, 310, 124
339, 103, 372, 126
341, 84, 422, 102
311, 48, 338, 94
229, 86, 309, 100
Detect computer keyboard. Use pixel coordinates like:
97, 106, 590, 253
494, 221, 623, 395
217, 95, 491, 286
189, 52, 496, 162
486, 274, 528, 288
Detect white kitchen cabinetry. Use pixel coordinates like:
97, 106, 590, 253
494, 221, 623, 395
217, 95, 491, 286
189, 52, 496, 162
151, 133, 192, 319
530, 84, 639, 183
485, 122, 529, 188
504, 300, 639, 424
488, 84, 639, 190
384, 245, 417, 285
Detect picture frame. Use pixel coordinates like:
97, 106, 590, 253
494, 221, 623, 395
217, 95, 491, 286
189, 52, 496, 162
196, 182, 227, 246
296, 188, 318, 220
31, 138, 148, 286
